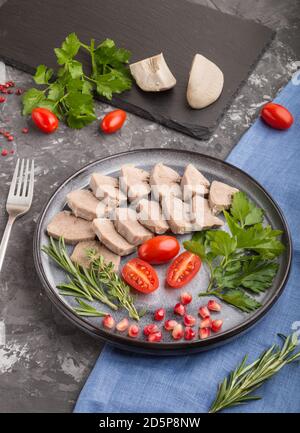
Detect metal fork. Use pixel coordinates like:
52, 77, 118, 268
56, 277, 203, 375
0, 159, 35, 272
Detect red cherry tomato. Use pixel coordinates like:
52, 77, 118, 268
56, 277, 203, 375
166, 251, 201, 289
31, 107, 59, 134
261, 103, 293, 130
138, 235, 180, 265
100, 109, 126, 134
122, 258, 159, 294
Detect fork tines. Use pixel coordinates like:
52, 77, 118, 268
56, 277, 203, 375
8, 158, 34, 200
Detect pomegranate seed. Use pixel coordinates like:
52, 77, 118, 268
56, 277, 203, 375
102, 314, 115, 329
116, 318, 129, 332
207, 299, 221, 312
22, 127, 29, 134
198, 305, 210, 319
148, 331, 162, 342
172, 323, 184, 340
143, 324, 159, 336
183, 314, 196, 327
10, 149, 14, 154
184, 327, 196, 340
154, 308, 165, 321
1, 149, 8, 157
7, 89, 13, 94
180, 292, 192, 305
128, 324, 139, 338
200, 318, 212, 329
211, 319, 223, 332
199, 327, 211, 339
15, 88, 23, 95
174, 303, 185, 316
1, 88, 7, 94
0, 97, 6, 103
4, 82, 10, 88
4, 132, 10, 138
7, 135, 14, 142
164, 319, 177, 331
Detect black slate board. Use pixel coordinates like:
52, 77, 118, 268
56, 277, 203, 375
0, 0, 274, 139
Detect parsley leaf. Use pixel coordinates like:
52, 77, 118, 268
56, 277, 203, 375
34, 64, 53, 85
184, 192, 284, 313
231, 192, 264, 227
212, 289, 261, 313
22, 88, 46, 115
22, 33, 132, 128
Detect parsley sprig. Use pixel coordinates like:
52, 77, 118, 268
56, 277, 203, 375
184, 192, 285, 312
22, 33, 132, 128
210, 333, 300, 413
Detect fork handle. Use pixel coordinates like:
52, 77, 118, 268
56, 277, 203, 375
0, 215, 16, 273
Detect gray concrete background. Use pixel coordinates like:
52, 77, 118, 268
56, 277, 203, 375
0, 0, 299, 412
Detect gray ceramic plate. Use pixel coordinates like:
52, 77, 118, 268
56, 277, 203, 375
33, 149, 292, 355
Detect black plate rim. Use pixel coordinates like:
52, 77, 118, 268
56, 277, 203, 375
33, 148, 292, 354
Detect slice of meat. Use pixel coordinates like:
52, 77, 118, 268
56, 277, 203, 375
191, 196, 224, 229
90, 173, 126, 204
120, 164, 151, 202
150, 163, 182, 201
66, 189, 102, 221
70, 240, 120, 270
136, 199, 169, 234
113, 207, 153, 246
209, 180, 239, 214
181, 163, 210, 200
161, 195, 193, 234
92, 218, 136, 256
47, 211, 95, 245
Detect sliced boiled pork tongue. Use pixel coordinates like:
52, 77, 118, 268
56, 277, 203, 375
181, 163, 210, 200
209, 180, 239, 215
161, 195, 193, 234
191, 196, 224, 229
150, 163, 182, 201
136, 199, 169, 234
119, 164, 151, 202
47, 211, 95, 245
113, 207, 153, 246
70, 240, 120, 270
66, 189, 102, 221
90, 173, 126, 205
92, 218, 136, 256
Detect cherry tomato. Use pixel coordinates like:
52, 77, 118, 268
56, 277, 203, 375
122, 258, 159, 294
31, 107, 59, 134
138, 235, 180, 265
261, 103, 293, 130
100, 109, 126, 134
166, 251, 201, 289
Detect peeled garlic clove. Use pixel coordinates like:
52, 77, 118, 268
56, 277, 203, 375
187, 54, 224, 109
130, 53, 176, 92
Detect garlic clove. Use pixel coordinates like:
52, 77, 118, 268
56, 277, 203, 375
187, 54, 224, 109
130, 53, 176, 92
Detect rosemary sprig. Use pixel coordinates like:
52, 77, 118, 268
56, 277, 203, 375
74, 298, 106, 317
42, 237, 118, 311
209, 333, 300, 413
88, 251, 140, 321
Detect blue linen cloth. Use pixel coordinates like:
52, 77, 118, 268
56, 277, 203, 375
75, 80, 300, 413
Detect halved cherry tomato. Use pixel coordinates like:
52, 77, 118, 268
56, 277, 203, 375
138, 235, 180, 265
31, 107, 59, 134
122, 258, 159, 294
100, 109, 126, 134
261, 103, 293, 130
166, 251, 201, 289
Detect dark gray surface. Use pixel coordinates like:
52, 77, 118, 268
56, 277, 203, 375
0, 0, 299, 413
0, 0, 274, 139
